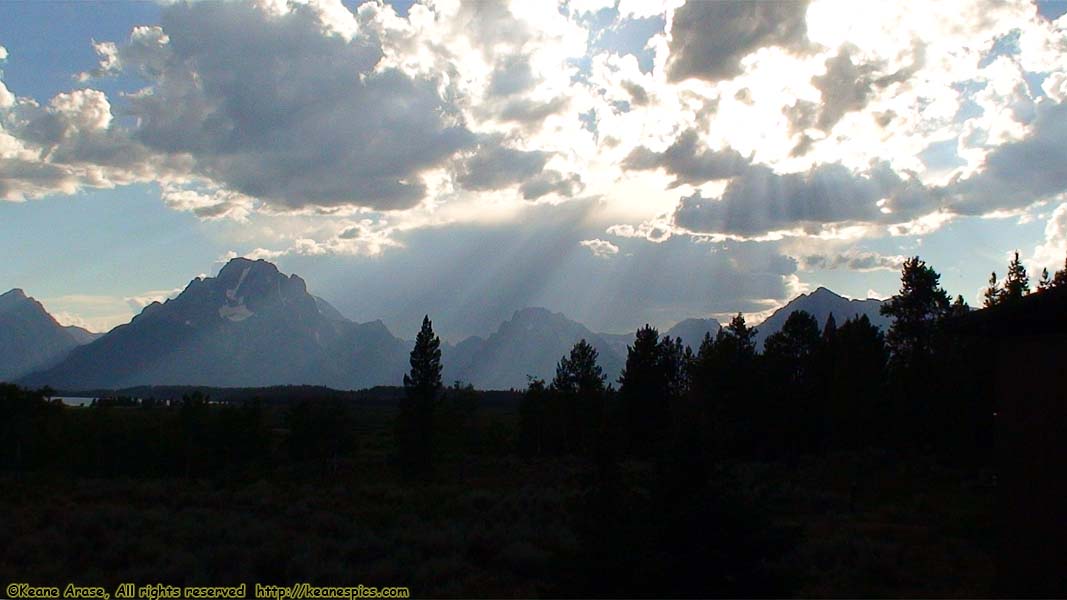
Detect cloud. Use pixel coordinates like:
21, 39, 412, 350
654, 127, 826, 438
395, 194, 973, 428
672, 161, 941, 238
115, 0, 474, 211
1031, 201, 1067, 274
579, 238, 619, 258
623, 129, 749, 186
799, 249, 906, 272
950, 99, 1067, 215
520, 170, 583, 200
454, 141, 549, 191
124, 288, 183, 311
666, 0, 811, 83
161, 184, 254, 221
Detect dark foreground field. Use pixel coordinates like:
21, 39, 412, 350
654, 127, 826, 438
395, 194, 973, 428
0, 400, 994, 598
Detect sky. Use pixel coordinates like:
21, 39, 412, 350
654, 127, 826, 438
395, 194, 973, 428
2, 0, 1067, 341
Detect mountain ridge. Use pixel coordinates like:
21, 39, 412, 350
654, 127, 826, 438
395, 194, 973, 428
10, 259, 892, 391
0, 288, 99, 381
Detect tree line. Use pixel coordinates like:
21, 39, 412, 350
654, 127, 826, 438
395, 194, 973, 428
2, 250, 1059, 480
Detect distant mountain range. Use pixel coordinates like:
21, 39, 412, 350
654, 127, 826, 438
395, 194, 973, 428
0, 288, 100, 381
6, 259, 889, 391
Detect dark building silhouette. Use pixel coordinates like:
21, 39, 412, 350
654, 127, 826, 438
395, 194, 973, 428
949, 285, 1067, 596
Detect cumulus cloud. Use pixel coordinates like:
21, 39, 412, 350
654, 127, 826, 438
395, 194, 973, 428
1031, 201, 1067, 274
579, 238, 619, 258
120, 1, 473, 211
666, 0, 811, 83
950, 99, 1067, 215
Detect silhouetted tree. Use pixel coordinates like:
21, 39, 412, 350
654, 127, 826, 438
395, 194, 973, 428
703, 313, 759, 457
1053, 255, 1067, 287
551, 339, 607, 455
518, 377, 549, 458
881, 256, 951, 371
881, 257, 951, 449
618, 325, 669, 456
1038, 268, 1052, 291
824, 315, 889, 450
763, 310, 820, 387
397, 315, 443, 480
1003, 250, 1030, 301
983, 272, 1002, 308
762, 310, 821, 456
950, 294, 970, 317
552, 339, 606, 395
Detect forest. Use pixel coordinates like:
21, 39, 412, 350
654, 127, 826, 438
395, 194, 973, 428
1, 252, 1063, 597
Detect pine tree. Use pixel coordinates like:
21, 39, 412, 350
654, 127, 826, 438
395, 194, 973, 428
1053, 255, 1067, 288
1002, 251, 1030, 301
950, 294, 970, 317
880, 257, 952, 449
881, 256, 951, 370
1038, 268, 1052, 291
983, 272, 1002, 308
762, 310, 821, 457
763, 310, 820, 386
551, 339, 606, 453
822, 313, 837, 342
723, 313, 757, 356
552, 339, 605, 395
619, 325, 665, 455
397, 315, 443, 480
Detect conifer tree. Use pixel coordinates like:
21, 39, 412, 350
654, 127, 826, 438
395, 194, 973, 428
619, 325, 664, 455
551, 339, 606, 452
983, 272, 1002, 308
822, 312, 837, 342
880, 257, 952, 449
950, 294, 970, 317
1003, 251, 1030, 301
1053, 255, 1067, 288
881, 256, 951, 370
763, 310, 820, 386
398, 315, 443, 479
552, 339, 605, 395
1038, 268, 1052, 291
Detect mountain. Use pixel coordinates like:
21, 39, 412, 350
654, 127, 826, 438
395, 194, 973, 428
754, 287, 890, 349
22, 258, 409, 390
665, 318, 722, 349
0, 288, 99, 381
443, 307, 625, 390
